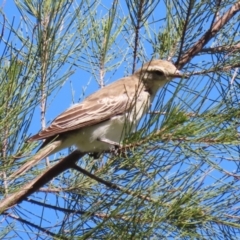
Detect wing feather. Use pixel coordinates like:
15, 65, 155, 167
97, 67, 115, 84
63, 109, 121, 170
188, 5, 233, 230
29, 76, 142, 141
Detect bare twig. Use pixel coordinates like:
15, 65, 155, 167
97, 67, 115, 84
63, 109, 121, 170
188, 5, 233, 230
2, 212, 66, 239
26, 198, 127, 220
177, 2, 240, 69
230, 68, 239, 85
199, 43, 240, 54
149, 111, 198, 117
72, 164, 155, 203
186, 63, 240, 76
25, 198, 157, 222
176, 0, 195, 64
40, 13, 50, 168
132, 0, 144, 73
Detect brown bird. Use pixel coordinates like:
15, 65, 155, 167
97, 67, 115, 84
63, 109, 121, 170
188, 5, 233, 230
12, 60, 184, 178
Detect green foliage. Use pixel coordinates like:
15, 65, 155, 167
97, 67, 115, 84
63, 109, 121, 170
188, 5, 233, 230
1, 0, 240, 239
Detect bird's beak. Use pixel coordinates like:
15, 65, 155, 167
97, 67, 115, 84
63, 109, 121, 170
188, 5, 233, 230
169, 70, 188, 79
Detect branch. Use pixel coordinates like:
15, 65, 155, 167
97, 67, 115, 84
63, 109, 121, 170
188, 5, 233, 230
26, 198, 106, 217
176, 0, 195, 63
25, 198, 161, 222
1, 212, 65, 239
199, 43, 240, 54
130, 0, 144, 73
25, 198, 127, 220
0, 150, 85, 213
176, 2, 240, 69
188, 63, 240, 76
72, 164, 155, 203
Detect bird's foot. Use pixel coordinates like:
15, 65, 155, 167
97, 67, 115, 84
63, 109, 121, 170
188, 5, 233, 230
97, 137, 122, 155
89, 152, 101, 159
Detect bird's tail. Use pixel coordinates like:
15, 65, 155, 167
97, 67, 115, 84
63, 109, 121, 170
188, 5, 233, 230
9, 140, 63, 180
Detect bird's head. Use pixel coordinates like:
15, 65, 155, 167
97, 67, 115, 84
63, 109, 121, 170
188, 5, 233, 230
134, 59, 184, 95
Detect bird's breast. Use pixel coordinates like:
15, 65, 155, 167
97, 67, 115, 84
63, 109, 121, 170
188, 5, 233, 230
73, 91, 151, 153
127, 90, 151, 124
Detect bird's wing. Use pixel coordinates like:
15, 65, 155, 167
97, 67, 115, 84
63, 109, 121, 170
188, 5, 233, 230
29, 76, 143, 141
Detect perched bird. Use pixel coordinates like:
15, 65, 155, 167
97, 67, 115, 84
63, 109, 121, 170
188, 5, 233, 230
12, 60, 184, 177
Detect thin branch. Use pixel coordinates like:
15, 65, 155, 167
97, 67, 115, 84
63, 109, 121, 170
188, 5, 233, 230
2, 212, 66, 239
120, 127, 239, 151
25, 198, 158, 222
209, 0, 222, 32
132, 0, 144, 73
187, 63, 240, 76
176, 0, 195, 64
149, 111, 198, 117
25, 198, 124, 220
26, 198, 101, 216
0, 13, 5, 43
199, 43, 240, 54
72, 164, 155, 203
177, 2, 240, 69
230, 67, 239, 85
40, 12, 51, 168
98, 0, 118, 88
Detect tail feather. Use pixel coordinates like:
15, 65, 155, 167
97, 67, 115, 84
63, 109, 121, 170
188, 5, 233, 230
9, 140, 63, 179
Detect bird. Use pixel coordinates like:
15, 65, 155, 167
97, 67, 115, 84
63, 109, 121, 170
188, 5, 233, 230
12, 60, 184, 178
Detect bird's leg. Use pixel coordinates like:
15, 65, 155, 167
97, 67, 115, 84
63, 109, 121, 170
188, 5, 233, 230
89, 138, 122, 159
89, 152, 101, 159
96, 137, 129, 157
97, 137, 123, 156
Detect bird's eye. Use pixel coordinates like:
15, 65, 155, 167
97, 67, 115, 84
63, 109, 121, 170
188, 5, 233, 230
152, 70, 164, 76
